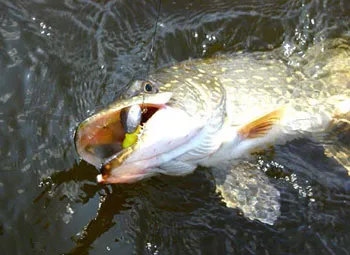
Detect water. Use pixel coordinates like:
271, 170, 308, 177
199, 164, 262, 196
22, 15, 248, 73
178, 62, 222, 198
0, 0, 349, 254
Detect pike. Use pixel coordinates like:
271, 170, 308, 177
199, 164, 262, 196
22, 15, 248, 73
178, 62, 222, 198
75, 38, 349, 225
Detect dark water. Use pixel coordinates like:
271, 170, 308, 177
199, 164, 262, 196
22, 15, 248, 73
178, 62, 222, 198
0, 0, 349, 254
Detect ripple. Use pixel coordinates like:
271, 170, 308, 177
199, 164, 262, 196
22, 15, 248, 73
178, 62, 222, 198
0, 0, 349, 254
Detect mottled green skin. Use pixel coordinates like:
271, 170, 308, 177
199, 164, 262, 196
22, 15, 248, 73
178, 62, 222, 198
123, 38, 350, 224
125, 39, 349, 138
147, 38, 349, 127
125, 38, 350, 173
77, 38, 349, 224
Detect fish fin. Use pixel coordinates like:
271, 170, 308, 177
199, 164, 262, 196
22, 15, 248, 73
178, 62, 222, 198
238, 107, 285, 139
212, 161, 280, 225
324, 144, 350, 176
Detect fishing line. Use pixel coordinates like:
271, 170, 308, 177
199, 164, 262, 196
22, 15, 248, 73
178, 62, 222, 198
146, 0, 162, 74
142, 0, 162, 111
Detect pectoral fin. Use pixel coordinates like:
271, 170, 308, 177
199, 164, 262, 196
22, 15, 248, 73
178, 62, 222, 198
238, 107, 285, 139
212, 161, 280, 225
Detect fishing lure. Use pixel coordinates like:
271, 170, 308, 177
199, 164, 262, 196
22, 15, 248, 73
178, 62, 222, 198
120, 105, 142, 148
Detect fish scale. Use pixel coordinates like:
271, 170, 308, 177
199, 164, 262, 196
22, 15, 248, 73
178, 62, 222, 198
75, 38, 349, 224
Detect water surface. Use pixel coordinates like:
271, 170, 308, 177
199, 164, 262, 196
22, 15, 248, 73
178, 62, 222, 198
0, 0, 349, 254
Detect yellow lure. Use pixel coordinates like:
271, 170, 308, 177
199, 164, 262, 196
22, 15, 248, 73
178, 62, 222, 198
122, 125, 141, 149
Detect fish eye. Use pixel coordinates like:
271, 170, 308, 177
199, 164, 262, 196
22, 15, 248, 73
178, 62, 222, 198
143, 81, 154, 93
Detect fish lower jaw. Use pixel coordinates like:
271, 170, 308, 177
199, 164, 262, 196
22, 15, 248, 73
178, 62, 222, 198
97, 170, 154, 184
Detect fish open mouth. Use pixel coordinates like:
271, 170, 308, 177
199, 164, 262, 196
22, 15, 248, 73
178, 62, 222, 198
74, 103, 164, 169
75, 91, 203, 184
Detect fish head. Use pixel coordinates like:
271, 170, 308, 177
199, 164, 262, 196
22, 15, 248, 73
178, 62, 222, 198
75, 67, 227, 184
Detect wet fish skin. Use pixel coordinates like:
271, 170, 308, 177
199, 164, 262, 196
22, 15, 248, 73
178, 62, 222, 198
75, 38, 349, 225
75, 38, 349, 183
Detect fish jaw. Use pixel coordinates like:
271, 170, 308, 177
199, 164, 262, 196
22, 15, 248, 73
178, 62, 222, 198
97, 106, 205, 184
97, 166, 153, 184
74, 92, 173, 168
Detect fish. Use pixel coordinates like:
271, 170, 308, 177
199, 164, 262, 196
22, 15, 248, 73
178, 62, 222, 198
75, 38, 350, 225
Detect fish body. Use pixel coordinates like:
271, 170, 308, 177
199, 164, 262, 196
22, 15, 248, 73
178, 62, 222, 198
75, 38, 349, 224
